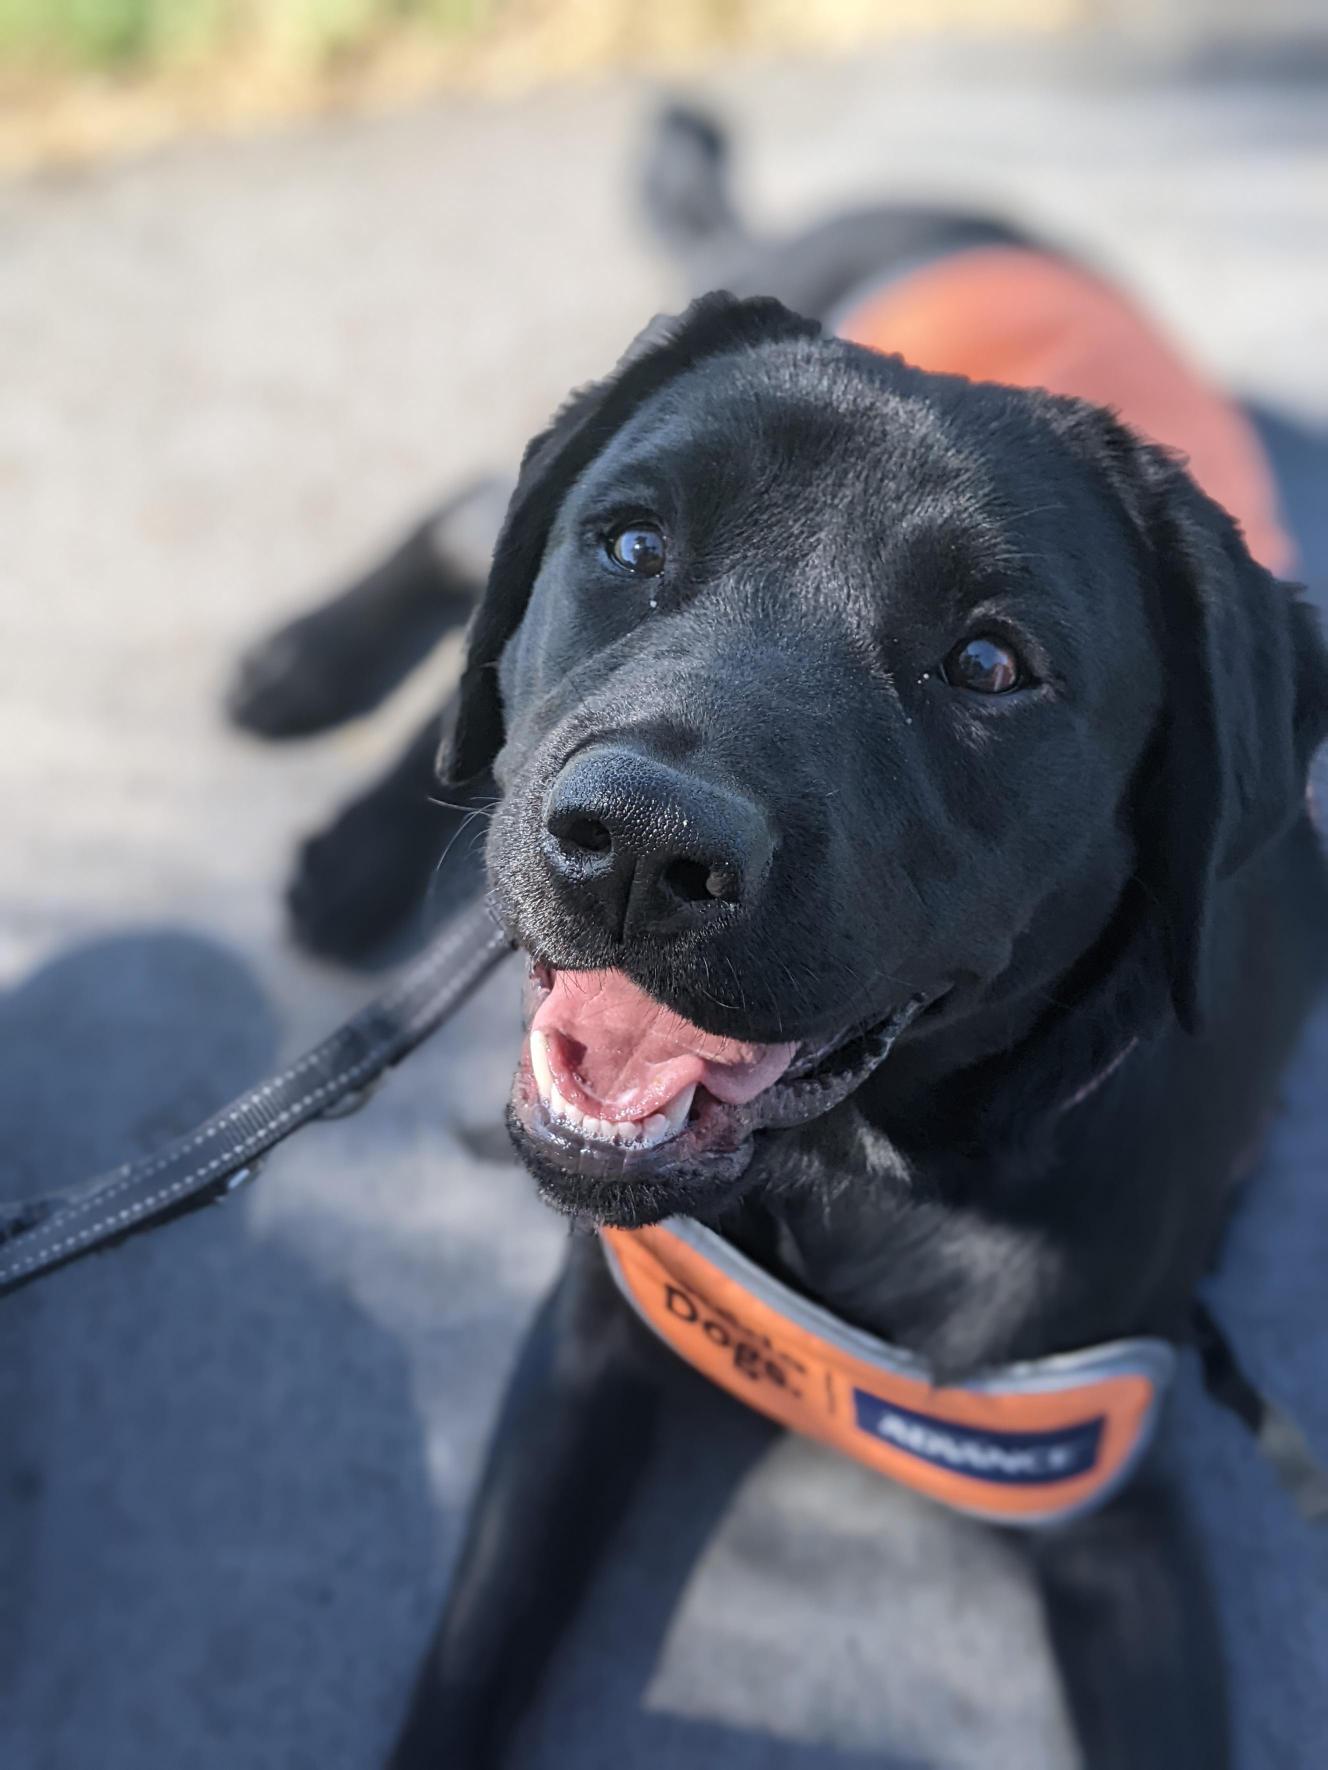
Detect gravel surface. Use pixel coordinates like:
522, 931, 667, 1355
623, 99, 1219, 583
2, 56, 1326, 1770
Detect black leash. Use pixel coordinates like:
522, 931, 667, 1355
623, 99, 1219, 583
0, 896, 512, 1300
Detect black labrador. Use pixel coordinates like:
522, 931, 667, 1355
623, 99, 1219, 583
229, 111, 1328, 1769
375, 289, 1328, 1768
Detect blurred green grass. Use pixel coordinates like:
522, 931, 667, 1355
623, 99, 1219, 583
0, 0, 495, 71
0, 0, 1076, 171
0, 0, 1085, 74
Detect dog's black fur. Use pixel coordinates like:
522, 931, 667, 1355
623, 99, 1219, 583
229, 110, 1328, 1769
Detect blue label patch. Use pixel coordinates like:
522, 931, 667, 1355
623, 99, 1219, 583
852, 1390, 1104, 1485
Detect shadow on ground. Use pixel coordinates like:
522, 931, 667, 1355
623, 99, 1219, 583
0, 931, 438, 1770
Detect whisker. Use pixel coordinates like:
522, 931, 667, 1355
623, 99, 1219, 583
423, 804, 494, 912
427, 791, 497, 819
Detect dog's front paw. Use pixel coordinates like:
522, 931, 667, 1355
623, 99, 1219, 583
287, 786, 489, 963
227, 509, 489, 740
287, 796, 442, 962
227, 606, 393, 739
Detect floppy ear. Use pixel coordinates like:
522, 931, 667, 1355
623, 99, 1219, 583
442, 292, 822, 784
1129, 445, 1328, 1033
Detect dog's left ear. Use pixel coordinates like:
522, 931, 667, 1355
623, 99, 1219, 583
1129, 443, 1328, 1032
443, 293, 822, 784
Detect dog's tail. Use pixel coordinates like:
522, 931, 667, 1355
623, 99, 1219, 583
638, 102, 749, 269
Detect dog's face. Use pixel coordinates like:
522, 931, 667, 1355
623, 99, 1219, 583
449, 297, 1326, 1227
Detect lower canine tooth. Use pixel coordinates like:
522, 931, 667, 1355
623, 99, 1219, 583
662, 1084, 697, 1138
640, 1113, 670, 1146
529, 1030, 553, 1103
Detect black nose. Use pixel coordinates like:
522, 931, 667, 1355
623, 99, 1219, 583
543, 745, 773, 939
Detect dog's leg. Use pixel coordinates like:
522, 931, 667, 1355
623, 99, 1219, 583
228, 476, 510, 739
287, 702, 494, 961
1026, 1471, 1228, 1770
387, 1232, 666, 1770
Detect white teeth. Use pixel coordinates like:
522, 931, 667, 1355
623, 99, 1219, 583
548, 1081, 581, 1128
640, 1114, 671, 1147
528, 1032, 697, 1150
529, 1030, 554, 1100
632, 1085, 696, 1149
662, 1084, 697, 1138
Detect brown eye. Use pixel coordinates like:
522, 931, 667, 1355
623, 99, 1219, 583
606, 523, 666, 577
942, 635, 1024, 695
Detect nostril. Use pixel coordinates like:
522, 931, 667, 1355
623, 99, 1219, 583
664, 856, 741, 906
556, 814, 613, 856
664, 858, 711, 904
704, 864, 742, 903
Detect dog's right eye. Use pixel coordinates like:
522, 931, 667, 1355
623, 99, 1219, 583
606, 523, 667, 578
942, 635, 1025, 695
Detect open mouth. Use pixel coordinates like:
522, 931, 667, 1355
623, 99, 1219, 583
508, 957, 930, 1221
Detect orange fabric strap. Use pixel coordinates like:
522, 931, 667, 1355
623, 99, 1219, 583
833, 245, 1294, 577
601, 1219, 1174, 1526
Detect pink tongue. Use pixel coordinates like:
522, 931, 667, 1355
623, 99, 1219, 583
531, 969, 797, 1123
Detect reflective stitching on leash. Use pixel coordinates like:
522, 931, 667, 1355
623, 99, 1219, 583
30, 928, 464, 1222
0, 979, 451, 1283
0, 917, 484, 1285
0, 1057, 382, 1280
0, 942, 448, 1244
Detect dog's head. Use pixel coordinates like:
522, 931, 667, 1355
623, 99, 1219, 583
447, 294, 1328, 1226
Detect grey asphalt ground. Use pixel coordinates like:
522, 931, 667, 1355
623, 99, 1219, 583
2, 53, 1327, 1770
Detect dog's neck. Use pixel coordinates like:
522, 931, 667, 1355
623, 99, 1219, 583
714, 878, 1176, 1377
862, 877, 1166, 1144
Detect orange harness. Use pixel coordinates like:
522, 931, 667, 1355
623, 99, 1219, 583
601, 1219, 1174, 1527
832, 244, 1294, 576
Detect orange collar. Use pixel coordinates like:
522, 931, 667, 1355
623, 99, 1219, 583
601, 1217, 1173, 1527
